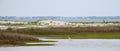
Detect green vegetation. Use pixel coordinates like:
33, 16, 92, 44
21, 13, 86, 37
39, 32, 120, 39
0, 33, 39, 46
0, 32, 56, 46
17, 26, 120, 39
1, 26, 120, 39
0, 26, 120, 46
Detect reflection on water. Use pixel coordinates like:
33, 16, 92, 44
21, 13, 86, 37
26, 42, 57, 44
0, 39, 120, 51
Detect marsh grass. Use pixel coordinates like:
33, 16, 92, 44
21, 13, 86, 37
8, 26, 120, 35
0, 33, 39, 46
2, 26, 118, 39
0, 26, 120, 46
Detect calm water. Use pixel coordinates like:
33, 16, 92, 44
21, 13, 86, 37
0, 16, 120, 22
0, 39, 120, 51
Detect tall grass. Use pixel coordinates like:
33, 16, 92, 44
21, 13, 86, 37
12, 26, 120, 35
0, 26, 120, 35
48, 26, 120, 32
0, 26, 120, 41
0, 33, 39, 45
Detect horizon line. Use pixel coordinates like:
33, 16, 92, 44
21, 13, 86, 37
0, 16, 120, 17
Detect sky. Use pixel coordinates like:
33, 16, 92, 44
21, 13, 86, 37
0, 0, 120, 16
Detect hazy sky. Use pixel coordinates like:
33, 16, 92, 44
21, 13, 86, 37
0, 0, 120, 16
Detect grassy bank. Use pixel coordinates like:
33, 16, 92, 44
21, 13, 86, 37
0, 33, 40, 46
0, 26, 120, 46
1, 26, 120, 39
38, 32, 120, 39
0, 33, 56, 46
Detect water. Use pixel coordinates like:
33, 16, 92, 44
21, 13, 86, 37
0, 16, 120, 22
0, 39, 120, 51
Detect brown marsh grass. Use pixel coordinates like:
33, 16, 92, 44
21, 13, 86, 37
0, 33, 39, 45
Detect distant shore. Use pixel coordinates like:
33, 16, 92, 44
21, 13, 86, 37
0, 20, 120, 30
